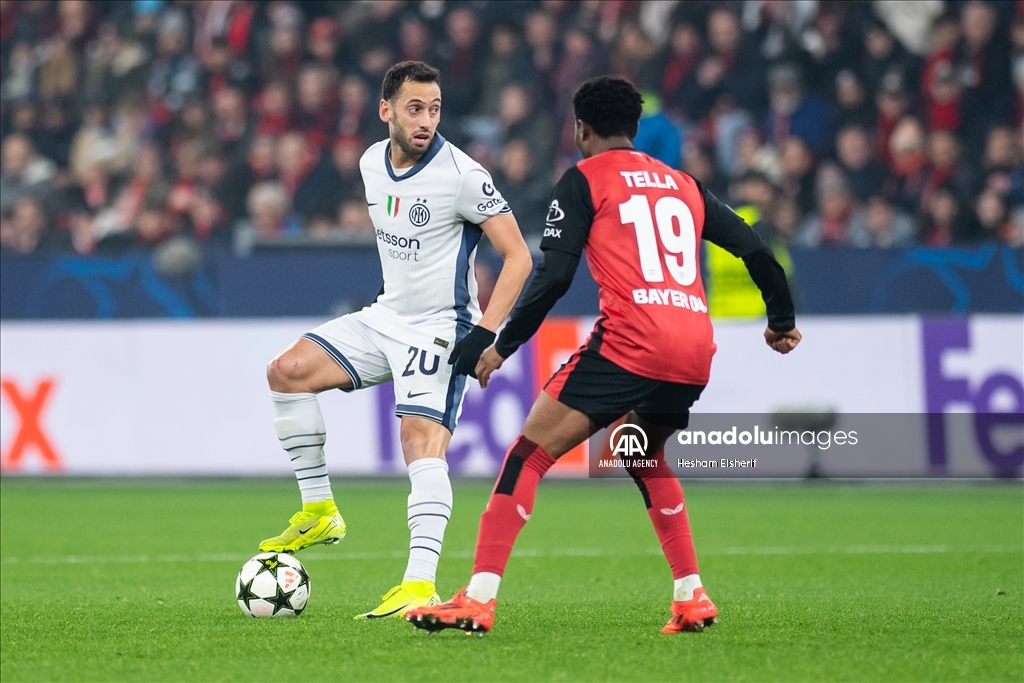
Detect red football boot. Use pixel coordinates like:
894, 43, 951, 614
406, 588, 497, 635
662, 587, 718, 633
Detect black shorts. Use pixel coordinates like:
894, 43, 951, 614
543, 348, 705, 430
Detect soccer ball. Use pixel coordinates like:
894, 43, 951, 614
235, 552, 311, 617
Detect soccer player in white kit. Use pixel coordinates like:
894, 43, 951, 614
258, 62, 533, 619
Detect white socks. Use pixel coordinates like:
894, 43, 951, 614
674, 574, 703, 602
403, 458, 453, 583
271, 391, 333, 504
466, 572, 502, 603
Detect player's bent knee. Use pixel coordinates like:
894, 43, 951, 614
401, 427, 432, 457
266, 352, 308, 393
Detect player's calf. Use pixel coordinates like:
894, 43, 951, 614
261, 388, 348, 553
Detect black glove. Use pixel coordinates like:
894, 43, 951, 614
448, 325, 496, 378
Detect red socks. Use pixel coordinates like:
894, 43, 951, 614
627, 452, 700, 579
473, 435, 556, 576
472, 439, 698, 582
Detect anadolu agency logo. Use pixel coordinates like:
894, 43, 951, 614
596, 423, 661, 470
593, 421, 663, 471
609, 423, 648, 457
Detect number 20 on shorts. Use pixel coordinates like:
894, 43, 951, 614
403, 346, 440, 377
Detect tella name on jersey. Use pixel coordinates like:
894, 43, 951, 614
619, 171, 679, 190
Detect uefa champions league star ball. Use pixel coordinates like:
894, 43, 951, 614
235, 552, 311, 617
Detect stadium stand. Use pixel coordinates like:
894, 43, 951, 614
1, 0, 1022, 259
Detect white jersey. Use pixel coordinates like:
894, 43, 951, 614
358, 133, 510, 351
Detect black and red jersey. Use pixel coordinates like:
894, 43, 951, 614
497, 148, 794, 386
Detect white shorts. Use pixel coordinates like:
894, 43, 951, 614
302, 309, 469, 431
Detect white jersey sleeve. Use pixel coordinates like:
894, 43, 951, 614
454, 167, 512, 225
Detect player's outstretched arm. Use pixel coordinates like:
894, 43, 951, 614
477, 213, 533, 334
475, 166, 594, 386
476, 247, 582, 387
698, 183, 800, 354
448, 212, 532, 381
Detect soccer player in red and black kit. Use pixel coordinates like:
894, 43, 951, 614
407, 76, 801, 635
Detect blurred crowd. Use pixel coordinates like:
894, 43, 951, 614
2, 0, 1024, 258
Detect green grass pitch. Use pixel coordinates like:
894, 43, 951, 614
1, 479, 1021, 682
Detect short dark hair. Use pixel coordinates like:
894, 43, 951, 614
381, 61, 441, 102
572, 76, 643, 139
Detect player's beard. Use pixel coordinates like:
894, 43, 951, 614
390, 121, 431, 162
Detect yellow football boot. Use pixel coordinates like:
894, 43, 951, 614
354, 580, 440, 619
258, 505, 346, 553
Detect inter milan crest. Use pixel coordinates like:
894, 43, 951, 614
409, 198, 430, 227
